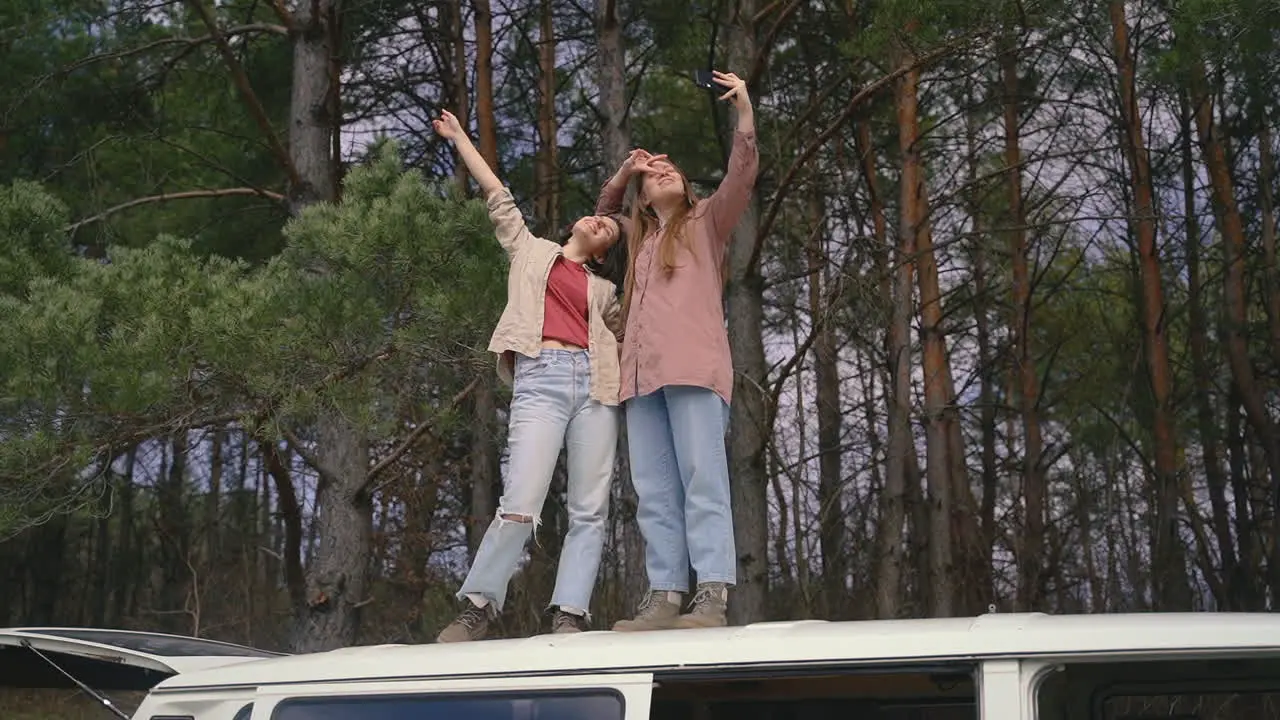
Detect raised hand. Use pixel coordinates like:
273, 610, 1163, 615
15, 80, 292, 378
622, 148, 668, 178
432, 110, 465, 142
712, 70, 751, 112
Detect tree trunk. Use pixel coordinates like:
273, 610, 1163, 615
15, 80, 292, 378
262, 440, 307, 611
895, 31, 954, 618
966, 88, 998, 606
806, 192, 846, 619
292, 418, 372, 652
1254, 108, 1280, 368
1112, 0, 1191, 610
467, 382, 498, 560
872, 112, 910, 619
1181, 90, 1237, 608
597, 0, 629, 173
447, 0, 471, 192
158, 433, 190, 627
286, 0, 338, 213
905, 449, 930, 614
473, 0, 499, 170
90, 476, 113, 626
534, 0, 560, 236
723, 0, 769, 625
1002, 35, 1049, 612
112, 448, 137, 623
285, 0, 373, 653
1226, 383, 1260, 609
1185, 51, 1280, 588
204, 427, 224, 566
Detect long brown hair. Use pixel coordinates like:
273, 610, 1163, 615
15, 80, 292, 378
621, 164, 700, 322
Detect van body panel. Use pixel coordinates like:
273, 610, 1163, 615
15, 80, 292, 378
156, 613, 1280, 692
127, 613, 1280, 720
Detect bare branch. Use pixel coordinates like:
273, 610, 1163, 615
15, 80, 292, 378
261, 437, 307, 609
750, 31, 987, 275
64, 188, 285, 234
185, 0, 304, 190
269, 0, 295, 28
364, 375, 482, 492
59, 23, 288, 74
281, 427, 345, 483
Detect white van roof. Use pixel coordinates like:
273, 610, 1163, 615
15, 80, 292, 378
155, 612, 1280, 691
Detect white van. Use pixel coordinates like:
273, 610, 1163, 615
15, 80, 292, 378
122, 612, 1280, 720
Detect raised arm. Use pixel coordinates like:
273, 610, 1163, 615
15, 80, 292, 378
434, 110, 502, 197
704, 71, 759, 244
433, 110, 532, 256
597, 149, 667, 215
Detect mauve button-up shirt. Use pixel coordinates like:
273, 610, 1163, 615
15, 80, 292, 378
595, 129, 759, 405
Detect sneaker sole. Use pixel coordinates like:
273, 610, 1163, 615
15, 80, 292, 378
673, 616, 726, 629
611, 620, 681, 632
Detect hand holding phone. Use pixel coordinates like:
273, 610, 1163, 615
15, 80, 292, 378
693, 70, 716, 91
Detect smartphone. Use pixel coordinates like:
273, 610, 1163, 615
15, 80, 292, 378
692, 70, 716, 91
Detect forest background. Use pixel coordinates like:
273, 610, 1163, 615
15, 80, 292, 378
3, 0, 1280, 699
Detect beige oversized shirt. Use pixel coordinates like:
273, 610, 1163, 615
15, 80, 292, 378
484, 187, 625, 406
595, 129, 759, 405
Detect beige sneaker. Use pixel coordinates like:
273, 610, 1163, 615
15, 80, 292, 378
551, 609, 590, 634
436, 601, 496, 643
675, 583, 728, 628
612, 590, 684, 632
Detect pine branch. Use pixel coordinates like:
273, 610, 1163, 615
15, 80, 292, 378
64, 188, 285, 233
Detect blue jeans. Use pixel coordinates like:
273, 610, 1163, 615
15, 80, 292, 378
625, 385, 734, 591
458, 350, 619, 614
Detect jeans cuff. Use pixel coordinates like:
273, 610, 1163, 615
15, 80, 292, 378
648, 581, 689, 593
548, 602, 592, 622
457, 590, 503, 611
695, 574, 736, 586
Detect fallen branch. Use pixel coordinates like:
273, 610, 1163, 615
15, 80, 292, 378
64, 188, 284, 233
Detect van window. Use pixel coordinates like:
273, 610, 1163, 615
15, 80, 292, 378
271, 691, 623, 720
649, 667, 976, 719
1102, 689, 1280, 719
1036, 657, 1280, 720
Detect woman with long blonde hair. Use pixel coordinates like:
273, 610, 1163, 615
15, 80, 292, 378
595, 70, 759, 631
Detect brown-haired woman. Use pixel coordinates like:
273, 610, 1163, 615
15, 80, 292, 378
595, 70, 759, 631
432, 110, 627, 642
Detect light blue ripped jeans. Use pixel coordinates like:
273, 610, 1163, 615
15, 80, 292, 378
625, 385, 735, 591
458, 349, 619, 615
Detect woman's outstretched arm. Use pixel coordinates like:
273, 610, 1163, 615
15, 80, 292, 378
434, 110, 531, 256
704, 71, 760, 244
434, 110, 503, 197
